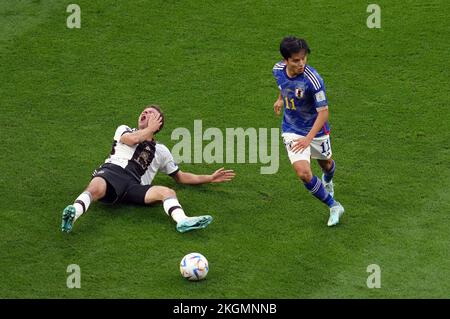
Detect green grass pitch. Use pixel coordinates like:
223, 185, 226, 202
1, 0, 449, 298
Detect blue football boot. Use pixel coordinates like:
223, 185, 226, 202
61, 205, 76, 233
176, 215, 213, 233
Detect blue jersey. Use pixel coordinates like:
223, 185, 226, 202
272, 62, 330, 137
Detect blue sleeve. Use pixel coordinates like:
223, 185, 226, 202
272, 61, 285, 89
306, 71, 328, 109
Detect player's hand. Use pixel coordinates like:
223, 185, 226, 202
147, 113, 162, 133
273, 99, 283, 116
291, 136, 312, 153
210, 167, 235, 183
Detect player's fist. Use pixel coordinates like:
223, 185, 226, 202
273, 99, 283, 116
147, 113, 162, 133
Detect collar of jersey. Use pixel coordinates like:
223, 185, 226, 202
283, 65, 305, 81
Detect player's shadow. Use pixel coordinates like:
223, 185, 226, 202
100, 201, 169, 226
71, 179, 230, 236
79, 200, 214, 239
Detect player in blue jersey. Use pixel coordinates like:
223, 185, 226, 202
272, 36, 345, 226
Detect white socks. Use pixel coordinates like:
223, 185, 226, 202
73, 191, 92, 221
163, 197, 187, 223
72, 194, 186, 224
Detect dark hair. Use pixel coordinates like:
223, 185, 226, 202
146, 104, 164, 133
279, 36, 311, 60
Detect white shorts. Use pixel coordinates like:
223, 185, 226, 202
282, 132, 332, 164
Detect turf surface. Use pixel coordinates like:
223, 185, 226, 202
1, 0, 450, 298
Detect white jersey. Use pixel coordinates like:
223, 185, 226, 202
105, 125, 179, 185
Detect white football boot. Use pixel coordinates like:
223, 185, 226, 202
327, 202, 344, 227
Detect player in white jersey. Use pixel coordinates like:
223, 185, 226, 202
61, 105, 235, 233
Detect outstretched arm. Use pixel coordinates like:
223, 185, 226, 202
172, 167, 235, 185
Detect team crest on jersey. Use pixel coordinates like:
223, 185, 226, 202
295, 88, 304, 99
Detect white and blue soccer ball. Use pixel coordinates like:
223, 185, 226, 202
180, 253, 209, 281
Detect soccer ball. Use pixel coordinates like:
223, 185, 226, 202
180, 253, 209, 281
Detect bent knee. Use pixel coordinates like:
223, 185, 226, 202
294, 167, 313, 182
157, 186, 176, 199
318, 159, 333, 171
86, 178, 107, 200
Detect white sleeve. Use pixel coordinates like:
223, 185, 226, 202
158, 145, 180, 176
113, 125, 132, 141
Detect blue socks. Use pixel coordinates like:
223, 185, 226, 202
304, 175, 335, 207
322, 160, 335, 183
